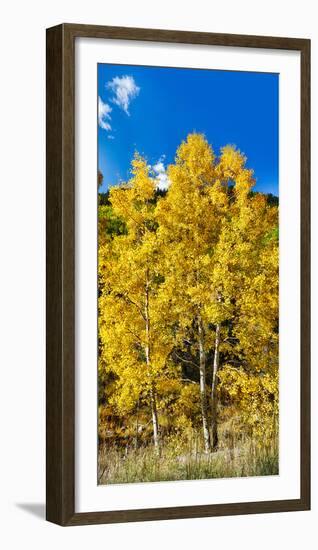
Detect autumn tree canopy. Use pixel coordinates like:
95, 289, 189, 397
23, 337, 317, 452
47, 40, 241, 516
98, 133, 279, 460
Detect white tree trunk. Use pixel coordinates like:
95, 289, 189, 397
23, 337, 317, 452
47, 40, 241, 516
211, 322, 221, 450
198, 316, 211, 453
145, 273, 160, 451
150, 385, 160, 450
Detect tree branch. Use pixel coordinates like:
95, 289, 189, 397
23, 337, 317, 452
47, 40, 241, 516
127, 327, 143, 343
180, 378, 197, 385
173, 352, 200, 370
122, 294, 146, 321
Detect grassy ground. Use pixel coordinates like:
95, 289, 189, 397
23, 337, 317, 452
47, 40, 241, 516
98, 435, 278, 485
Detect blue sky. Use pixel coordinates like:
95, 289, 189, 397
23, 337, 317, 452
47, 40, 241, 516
98, 64, 279, 196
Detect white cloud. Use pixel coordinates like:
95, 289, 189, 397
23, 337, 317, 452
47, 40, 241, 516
98, 97, 112, 130
152, 158, 170, 191
107, 75, 140, 115
107, 135, 115, 140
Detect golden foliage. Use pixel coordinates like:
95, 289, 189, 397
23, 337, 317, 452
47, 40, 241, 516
98, 133, 279, 457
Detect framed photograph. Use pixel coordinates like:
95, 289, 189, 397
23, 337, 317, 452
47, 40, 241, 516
46, 24, 310, 526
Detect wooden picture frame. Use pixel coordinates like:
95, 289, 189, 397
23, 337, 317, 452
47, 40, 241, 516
46, 23, 310, 526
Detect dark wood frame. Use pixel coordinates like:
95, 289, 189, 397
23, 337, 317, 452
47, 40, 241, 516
46, 23, 311, 526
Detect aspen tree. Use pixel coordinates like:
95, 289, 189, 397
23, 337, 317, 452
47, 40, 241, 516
99, 155, 174, 450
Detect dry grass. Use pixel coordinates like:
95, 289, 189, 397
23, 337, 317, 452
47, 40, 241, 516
98, 433, 278, 485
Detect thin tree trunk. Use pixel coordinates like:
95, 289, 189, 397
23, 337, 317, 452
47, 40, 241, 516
145, 272, 160, 451
211, 322, 221, 451
134, 396, 140, 451
198, 315, 211, 453
150, 384, 159, 451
